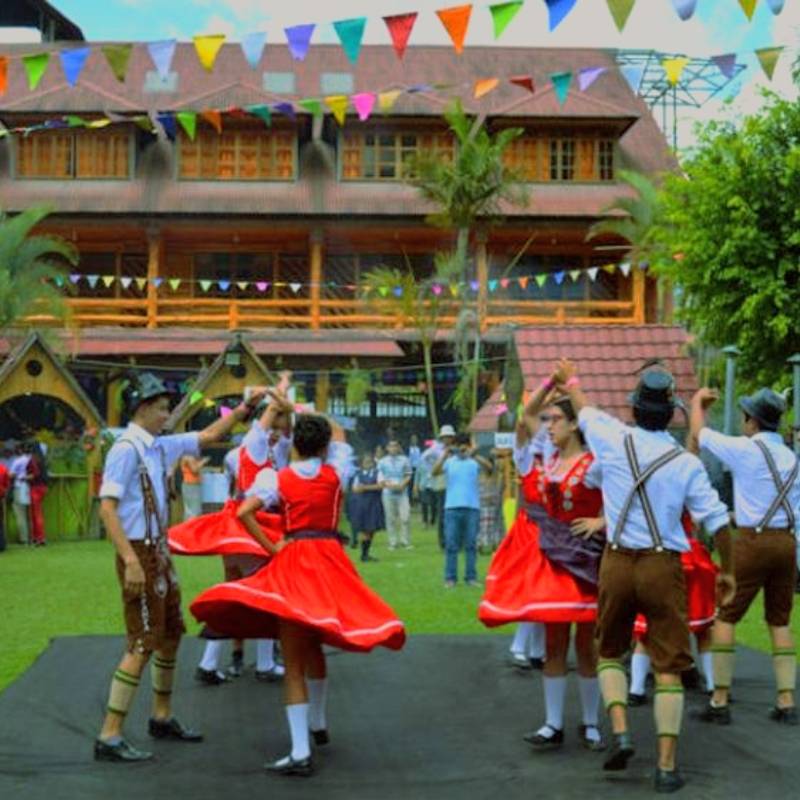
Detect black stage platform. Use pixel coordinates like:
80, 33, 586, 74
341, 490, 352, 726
0, 636, 796, 799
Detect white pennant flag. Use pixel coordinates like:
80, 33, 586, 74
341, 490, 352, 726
289, 282, 302, 294
619, 262, 632, 276
120, 277, 133, 289
587, 267, 599, 281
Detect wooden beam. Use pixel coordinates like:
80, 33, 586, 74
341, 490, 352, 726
310, 229, 324, 332
476, 231, 488, 332
146, 228, 162, 330
316, 370, 330, 414
632, 266, 646, 325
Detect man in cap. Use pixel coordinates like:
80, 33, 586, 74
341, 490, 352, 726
94, 372, 266, 762
690, 386, 799, 726
556, 360, 734, 794
421, 425, 456, 549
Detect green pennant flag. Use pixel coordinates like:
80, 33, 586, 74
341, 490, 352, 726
607, 0, 636, 32
66, 115, 87, 127
189, 390, 204, 405
551, 71, 572, 105
246, 104, 272, 127
298, 98, 323, 117
176, 111, 197, 141
489, 2, 524, 39
22, 52, 50, 91
101, 43, 134, 83
101, 275, 115, 288
535, 274, 548, 288
168, 278, 182, 291
569, 269, 582, 282
755, 46, 783, 80
199, 279, 212, 292
378, 286, 390, 297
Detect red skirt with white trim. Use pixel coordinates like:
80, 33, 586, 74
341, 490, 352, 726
190, 537, 406, 653
478, 509, 598, 626
634, 538, 718, 637
168, 499, 282, 558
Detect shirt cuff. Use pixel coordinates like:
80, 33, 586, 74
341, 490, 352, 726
99, 479, 125, 499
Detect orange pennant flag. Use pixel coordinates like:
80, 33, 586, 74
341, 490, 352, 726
0, 57, 7, 96
518, 276, 529, 290
201, 110, 222, 133
436, 4, 473, 55
474, 78, 499, 99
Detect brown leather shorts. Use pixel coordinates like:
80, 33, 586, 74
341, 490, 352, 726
717, 528, 796, 627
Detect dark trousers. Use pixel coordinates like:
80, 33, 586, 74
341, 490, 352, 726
420, 488, 436, 525
434, 490, 446, 548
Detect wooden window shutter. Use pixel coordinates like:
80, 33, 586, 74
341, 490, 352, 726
578, 139, 596, 180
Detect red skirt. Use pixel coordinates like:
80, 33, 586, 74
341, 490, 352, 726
478, 509, 598, 626
168, 499, 283, 558
190, 537, 406, 653
635, 538, 718, 637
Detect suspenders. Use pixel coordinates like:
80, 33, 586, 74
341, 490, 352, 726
752, 440, 799, 533
119, 437, 168, 545
610, 434, 685, 552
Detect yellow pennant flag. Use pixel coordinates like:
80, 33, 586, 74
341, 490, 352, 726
193, 34, 226, 72
378, 89, 403, 113
662, 56, 690, 86
87, 118, 112, 128
324, 95, 349, 125
473, 78, 500, 99
738, 0, 758, 20
755, 46, 783, 80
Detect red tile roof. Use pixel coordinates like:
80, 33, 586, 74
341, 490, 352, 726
470, 324, 697, 432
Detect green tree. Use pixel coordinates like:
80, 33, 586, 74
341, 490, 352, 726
650, 92, 800, 390
0, 206, 76, 329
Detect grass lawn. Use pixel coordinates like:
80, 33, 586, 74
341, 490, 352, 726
1, 513, 797, 692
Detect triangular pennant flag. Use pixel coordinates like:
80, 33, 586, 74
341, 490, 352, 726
236, 281, 249, 291
168, 278, 181, 291
255, 281, 270, 292
435, 5, 473, 55
240, 32, 266, 69
500, 277, 510, 289
474, 78, 500, 99
147, 40, 176, 80
199, 280, 212, 292
219, 405, 233, 419
378, 286, 390, 297
469, 280, 480, 292
662, 56, 690, 87
671, 0, 697, 20
603, 263, 616, 273
298, 98, 323, 117
550, 71, 572, 105
87, 275, 100, 289
152, 277, 164, 288
156, 111, 177, 141
578, 66, 606, 91
245, 104, 272, 127
382, 13, 418, 60
189, 390, 204, 405
352, 92, 376, 121
606, 0, 636, 32
176, 111, 197, 141
54, 275, 65, 288
710, 53, 737, 80
22, 52, 50, 91
193, 34, 226, 72
755, 47, 783, 80
201, 110, 222, 134
378, 90, 403, 114
324, 95, 349, 126
449, 284, 460, 297
285, 24, 315, 61
619, 262, 632, 276
0, 57, 7, 97
544, 0, 579, 31
489, 2, 523, 39
101, 275, 115, 288
554, 271, 566, 285
273, 102, 296, 119
290, 282, 302, 294
133, 115, 155, 133
120, 277, 133, 289
569, 269, 581, 282
218, 280, 231, 291
488, 279, 498, 292
135, 277, 148, 290
65, 115, 87, 127
510, 75, 535, 93
737, 0, 757, 20
101, 44, 133, 82
766, 0, 785, 12
87, 118, 112, 129
393, 286, 404, 297
535, 274, 547, 288
333, 17, 367, 65
69, 274, 82, 285
620, 64, 645, 93
518, 276, 529, 290
59, 47, 90, 87
431, 284, 443, 296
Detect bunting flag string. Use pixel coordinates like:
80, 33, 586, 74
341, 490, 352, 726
489, 2, 524, 40
193, 34, 226, 71
382, 12, 418, 60
333, 18, 367, 65
240, 32, 266, 69
671, 0, 698, 20
435, 4, 473, 55
59, 47, 90, 87
101, 43, 133, 83
545, 0, 579, 31
147, 39, 177, 80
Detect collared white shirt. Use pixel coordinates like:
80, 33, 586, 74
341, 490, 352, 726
513, 427, 554, 478
377, 454, 412, 497
421, 442, 447, 491
408, 445, 422, 469
100, 423, 200, 541
698, 429, 800, 533
580, 407, 729, 551
242, 422, 291, 470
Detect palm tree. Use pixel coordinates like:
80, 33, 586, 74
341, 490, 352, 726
0, 206, 77, 329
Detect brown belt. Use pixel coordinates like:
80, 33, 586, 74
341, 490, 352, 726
605, 544, 680, 556
737, 526, 792, 536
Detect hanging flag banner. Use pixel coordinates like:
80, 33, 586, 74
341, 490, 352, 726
325, 95, 349, 125
474, 78, 499, 99
285, 24, 315, 61
147, 39, 176, 80
22, 52, 50, 91
102, 275, 115, 288
176, 111, 197, 140
218, 280, 231, 291
290, 282, 303, 294
193, 34, 226, 72
449, 284, 460, 298
383, 13, 418, 60
587, 267, 599, 281
236, 281, 249, 291
378, 89, 403, 113
135, 277, 148, 291
500, 278, 509, 289
518, 276, 529, 289
737, 0, 758, 20
619, 262, 632, 276
152, 277, 164, 288
607, 0, 636, 32
509, 75, 535, 93
190, 390, 204, 405
156, 111, 177, 141
199, 280, 212, 292
298, 98, 323, 116
169, 278, 182, 291
436, 4, 473, 55
101, 43, 133, 82
578, 66, 606, 91
544, 0, 579, 31
246, 103, 272, 126
550, 71, 572, 105
0, 57, 7, 97
118, 276, 131, 289
569, 269, 581, 282
87, 275, 100, 289
240, 31, 266, 69
488, 279, 498, 292
554, 271, 565, 285
489, 2, 524, 40
766, 0, 785, 12
60, 47, 90, 87
201, 109, 222, 133
333, 17, 367, 65
620, 64, 645, 93
535, 274, 547, 288
755, 46, 783, 79
662, 56, 690, 86
255, 281, 270, 292
671, 0, 698, 20
711, 53, 737, 79
352, 92, 376, 121
273, 102, 296, 119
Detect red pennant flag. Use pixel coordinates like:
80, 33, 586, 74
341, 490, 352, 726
383, 12, 418, 60
201, 110, 222, 133
436, 5, 472, 55
510, 75, 535, 93
0, 57, 6, 96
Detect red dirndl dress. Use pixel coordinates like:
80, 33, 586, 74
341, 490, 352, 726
479, 452, 601, 626
168, 445, 283, 558
191, 464, 406, 653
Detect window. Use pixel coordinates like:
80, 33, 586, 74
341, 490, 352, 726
320, 72, 354, 95
502, 134, 616, 182
550, 139, 576, 181
341, 131, 455, 181
16, 130, 130, 179
501, 136, 541, 181
598, 140, 615, 181
179, 130, 296, 180
263, 72, 295, 94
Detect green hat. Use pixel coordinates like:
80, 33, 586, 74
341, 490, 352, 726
123, 372, 172, 415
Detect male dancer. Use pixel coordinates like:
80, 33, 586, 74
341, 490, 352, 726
557, 360, 734, 793
690, 386, 800, 725
94, 373, 265, 762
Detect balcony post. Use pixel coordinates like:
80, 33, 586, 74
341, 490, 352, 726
632, 265, 645, 324
310, 229, 324, 331
476, 230, 488, 332
146, 226, 162, 330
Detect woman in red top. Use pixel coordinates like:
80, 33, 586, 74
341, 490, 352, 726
191, 413, 405, 777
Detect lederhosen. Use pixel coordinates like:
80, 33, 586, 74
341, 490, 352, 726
115, 436, 185, 654
719, 442, 799, 627
596, 434, 694, 673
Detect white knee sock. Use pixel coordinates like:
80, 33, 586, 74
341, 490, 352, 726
510, 623, 532, 655
700, 651, 714, 692
199, 640, 223, 672
578, 676, 601, 727
307, 678, 328, 732
529, 623, 546, 660
285, 703, 311, 761
256, 639, 275, 671
629, 652, 651, 696
543, 675, 567, 731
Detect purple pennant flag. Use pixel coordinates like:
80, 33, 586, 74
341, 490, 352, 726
59, 47, 90, 87
544, 0, 579, 31
554, 271, 565, 285
69, 273, 81, 284
711, 53, 737, 80
241, 32, 266, 69
408, 84, 433, 94
578, 66, 606, 91
147, 40, 176, 80
392, 286, 403, 297
671, 0, 697, 20
273, 102, 296, 120
152, 277, 164, 289
255, 281, 270, 292
469, 280, 480, 292
285, 24, 315, 61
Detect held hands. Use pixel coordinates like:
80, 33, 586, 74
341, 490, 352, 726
570, 517, 605, 540
716, 572, 736, 608
123, 556, 146, 596
692, 387, 719, 410
552, 358, 577, 387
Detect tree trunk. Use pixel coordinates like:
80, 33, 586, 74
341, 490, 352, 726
470, 329, 481, 422
422, 338, 439, 434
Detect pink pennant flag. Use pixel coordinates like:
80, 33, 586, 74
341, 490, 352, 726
219, 405, 233, 418
352, 92, 376, 121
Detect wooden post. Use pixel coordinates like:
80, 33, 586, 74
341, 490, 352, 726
316, 370, 330, 414
476, 231, 488, 332
632, 266, 646, 324
106, 377, 122, 427
146, 227, 161, 330
229, 301, 240, 331
310, 229, 324, 331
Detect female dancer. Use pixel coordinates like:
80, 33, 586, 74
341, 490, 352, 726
191, 412, 406, 776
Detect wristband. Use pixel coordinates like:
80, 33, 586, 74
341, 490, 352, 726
540, 377, 556, 392
565, 377, 580, 389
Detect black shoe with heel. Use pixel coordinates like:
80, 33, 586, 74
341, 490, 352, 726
94, 738, 154, 762
523, 725, 564, 750
148, 717, 203, 742
655, 768, 686, 793
603, 731, 634, 771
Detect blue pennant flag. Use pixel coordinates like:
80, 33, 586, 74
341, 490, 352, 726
147, 40, 176, 80
59, 47, 90, 87
241, 32, 266, 69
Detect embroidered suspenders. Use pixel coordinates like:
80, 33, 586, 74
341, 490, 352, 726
610, 434, 685, 552
753, 440, 799, 533
119, 437, 168, 546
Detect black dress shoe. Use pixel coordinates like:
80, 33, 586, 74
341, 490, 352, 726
523, 726, 564, 750
311, 729, 330, 745
529, 657, 545, 670
769, 706, 799, 725
627, 692, 647, 707
94, 738, 154, 762
692, 702, 731, 725
680, 666, 701, 690
195, 667, 228, 685
148, 717, 203, 742
255, 665, 285, 682
265, 754, 313, 777
655, 768, 686, 793
578, 725, 606, 751
603, 732, 634, 771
